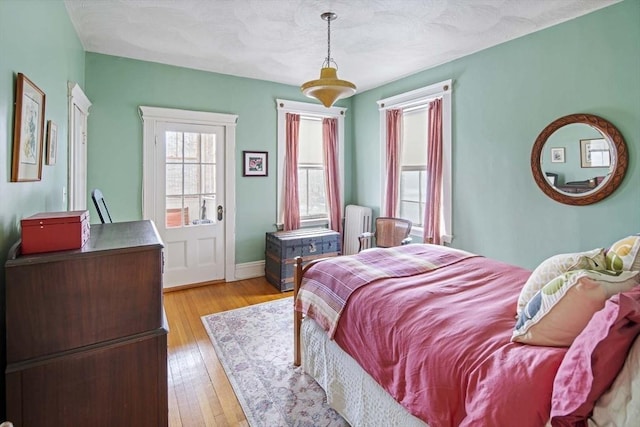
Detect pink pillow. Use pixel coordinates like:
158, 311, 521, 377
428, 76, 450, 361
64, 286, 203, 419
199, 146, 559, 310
550, 286, 640, 426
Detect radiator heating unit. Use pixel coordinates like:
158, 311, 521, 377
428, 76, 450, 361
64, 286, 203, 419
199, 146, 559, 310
343, 205, 372, 255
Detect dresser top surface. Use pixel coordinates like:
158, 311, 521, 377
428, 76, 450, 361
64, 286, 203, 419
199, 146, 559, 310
7, 220, 164, 266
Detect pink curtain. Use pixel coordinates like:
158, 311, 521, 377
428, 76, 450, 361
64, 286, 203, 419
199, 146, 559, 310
384, 109, 403, 217
322, 118, 342, 233
423, 98, 443, 245
284, 113, 300, 231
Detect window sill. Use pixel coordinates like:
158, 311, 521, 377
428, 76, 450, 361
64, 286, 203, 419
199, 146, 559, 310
300, 218, 329, 228
410, 228, 453, 244
274, 218, 330, 231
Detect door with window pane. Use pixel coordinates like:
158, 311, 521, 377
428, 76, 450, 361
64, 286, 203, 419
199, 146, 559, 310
156, 122, 225, 287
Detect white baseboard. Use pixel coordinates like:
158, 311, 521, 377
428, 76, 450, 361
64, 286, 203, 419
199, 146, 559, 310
234, 260, 265, 281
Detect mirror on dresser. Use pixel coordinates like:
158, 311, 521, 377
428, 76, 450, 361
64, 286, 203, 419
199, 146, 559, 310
531, 114, 628, 205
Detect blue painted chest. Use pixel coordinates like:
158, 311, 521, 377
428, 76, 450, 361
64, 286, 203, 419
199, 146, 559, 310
265, 228, 341, 291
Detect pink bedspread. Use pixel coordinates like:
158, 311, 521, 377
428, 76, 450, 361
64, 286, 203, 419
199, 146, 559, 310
329, 253, 568, 427
296, 244, 476, 337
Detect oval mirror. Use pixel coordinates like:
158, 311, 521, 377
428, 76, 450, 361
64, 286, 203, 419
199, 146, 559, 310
531, 114, 628, 205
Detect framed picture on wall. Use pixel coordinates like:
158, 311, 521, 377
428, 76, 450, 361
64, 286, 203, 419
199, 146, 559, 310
243, 151, 268, 177
580, 138, 610, 168
45, 120, 58, 165
11, 73, 46, 181
550, 147, 565, 163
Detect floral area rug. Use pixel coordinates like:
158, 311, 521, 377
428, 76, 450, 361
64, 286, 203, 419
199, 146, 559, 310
201, 297, 348, 427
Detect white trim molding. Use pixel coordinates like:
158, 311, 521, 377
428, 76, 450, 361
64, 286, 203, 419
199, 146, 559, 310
377, 79, 453, 244
67, 82, 92, 210
235, 260, 266, 281
139, 106, 239, 281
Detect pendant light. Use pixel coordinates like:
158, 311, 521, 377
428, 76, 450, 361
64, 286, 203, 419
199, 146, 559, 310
301, 12, 356, 107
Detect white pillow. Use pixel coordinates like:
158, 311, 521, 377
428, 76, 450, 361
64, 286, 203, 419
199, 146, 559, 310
516, 248, 606, 317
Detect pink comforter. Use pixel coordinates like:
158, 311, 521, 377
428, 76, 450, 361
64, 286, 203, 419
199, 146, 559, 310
332, 255, 567, 427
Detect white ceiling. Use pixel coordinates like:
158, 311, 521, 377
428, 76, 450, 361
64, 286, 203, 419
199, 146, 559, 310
64, 0, 619, 93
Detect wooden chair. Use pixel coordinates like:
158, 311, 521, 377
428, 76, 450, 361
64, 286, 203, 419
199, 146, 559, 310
91, 189, 113, 223
358, 217, 412, 252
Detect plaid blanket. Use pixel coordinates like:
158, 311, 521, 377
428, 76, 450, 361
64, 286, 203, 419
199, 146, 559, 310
295, 244, 477, 338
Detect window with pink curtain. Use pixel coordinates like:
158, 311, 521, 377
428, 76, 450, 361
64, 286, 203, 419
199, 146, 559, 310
423, 98, 443, 244
284, 113, 300, 231
322, 118, 342, 232
384, 109, 402, 217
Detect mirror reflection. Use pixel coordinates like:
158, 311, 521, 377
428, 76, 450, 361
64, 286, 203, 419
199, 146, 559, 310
531, 113, 628, 206
541, 123, 612, 195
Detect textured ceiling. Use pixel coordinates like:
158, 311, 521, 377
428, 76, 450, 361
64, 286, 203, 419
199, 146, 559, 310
64, 0, 620, 92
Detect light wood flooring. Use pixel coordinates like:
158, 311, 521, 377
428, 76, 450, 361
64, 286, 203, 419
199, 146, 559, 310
164, 277, 291, 426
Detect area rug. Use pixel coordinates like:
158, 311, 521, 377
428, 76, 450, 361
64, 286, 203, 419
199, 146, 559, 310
201, 297, 348, 427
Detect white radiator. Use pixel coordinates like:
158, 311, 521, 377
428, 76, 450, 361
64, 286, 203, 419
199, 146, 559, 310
343, 205, 372, 255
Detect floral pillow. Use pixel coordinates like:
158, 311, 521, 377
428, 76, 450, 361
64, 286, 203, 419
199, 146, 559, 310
516, 248, 606, 318
512, 269, 639, 346
606, 235, 640, 272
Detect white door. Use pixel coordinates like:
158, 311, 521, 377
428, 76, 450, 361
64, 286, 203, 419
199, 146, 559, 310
68, 83, 91, 210
155, 122, 225, 287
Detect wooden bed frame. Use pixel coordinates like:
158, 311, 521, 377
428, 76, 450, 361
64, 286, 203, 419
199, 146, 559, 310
293, 255, 325, 366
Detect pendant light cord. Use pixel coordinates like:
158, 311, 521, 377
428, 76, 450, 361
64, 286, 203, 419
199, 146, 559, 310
326, 15, 332, 66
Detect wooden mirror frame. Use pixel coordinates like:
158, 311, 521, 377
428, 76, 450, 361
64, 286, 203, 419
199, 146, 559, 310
531, 114, 628, 206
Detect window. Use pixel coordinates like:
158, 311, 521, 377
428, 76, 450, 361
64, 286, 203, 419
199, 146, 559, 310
298, 117, 327, 219
399, 107, 428, 226
378, 79, 453, 243
276, 99, 346, 227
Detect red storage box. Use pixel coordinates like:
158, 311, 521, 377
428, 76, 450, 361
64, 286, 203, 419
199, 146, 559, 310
21, 210, 90, 255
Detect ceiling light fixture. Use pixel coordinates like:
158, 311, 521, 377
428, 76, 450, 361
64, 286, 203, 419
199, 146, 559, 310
301, 12, 356, 108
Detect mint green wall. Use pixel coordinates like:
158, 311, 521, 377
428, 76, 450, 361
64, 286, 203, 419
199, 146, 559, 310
353, 0, 639, 269
84, 54, 353, 263
0, 0, 85, 417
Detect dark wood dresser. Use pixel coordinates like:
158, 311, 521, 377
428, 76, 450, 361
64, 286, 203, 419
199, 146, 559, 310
4, 220, 168, 426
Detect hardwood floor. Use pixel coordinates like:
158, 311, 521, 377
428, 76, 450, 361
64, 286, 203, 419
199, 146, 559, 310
164, 277, 291, 426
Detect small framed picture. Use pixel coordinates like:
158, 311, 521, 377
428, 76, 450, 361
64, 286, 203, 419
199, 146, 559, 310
243, 151, 268, 177
550, 147, 565, 163
11, 73, 46, 181
46, 120, 58, 165
580, 138, 610, 168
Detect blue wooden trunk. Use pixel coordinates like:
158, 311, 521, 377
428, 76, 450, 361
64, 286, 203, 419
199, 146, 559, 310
265, 228, 341, 291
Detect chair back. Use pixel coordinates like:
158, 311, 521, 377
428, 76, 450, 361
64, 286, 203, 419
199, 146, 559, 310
374, 217, 412, 248
91, 189, 113, 224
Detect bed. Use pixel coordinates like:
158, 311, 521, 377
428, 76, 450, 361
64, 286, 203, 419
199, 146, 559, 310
293, 243, 640, 427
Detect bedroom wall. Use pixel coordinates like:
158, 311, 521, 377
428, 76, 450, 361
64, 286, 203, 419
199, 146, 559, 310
0, 0, 86, 417
83, 54, 354, 264
352, 0, 639, 270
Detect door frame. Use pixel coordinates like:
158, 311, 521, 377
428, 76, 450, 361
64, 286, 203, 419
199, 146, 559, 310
67, 82, 92, 210
139, 106, 238, 283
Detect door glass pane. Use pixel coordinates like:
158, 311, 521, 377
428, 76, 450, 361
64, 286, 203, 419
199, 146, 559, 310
199, 195, 216, 222
166, 164, 182, 196
166, 131, 183, 161
202, 134, 216, 161
202, 164, 215, 194
183, 164, 200, 195
165, 131, 217, 227
184, 133, 200, 163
